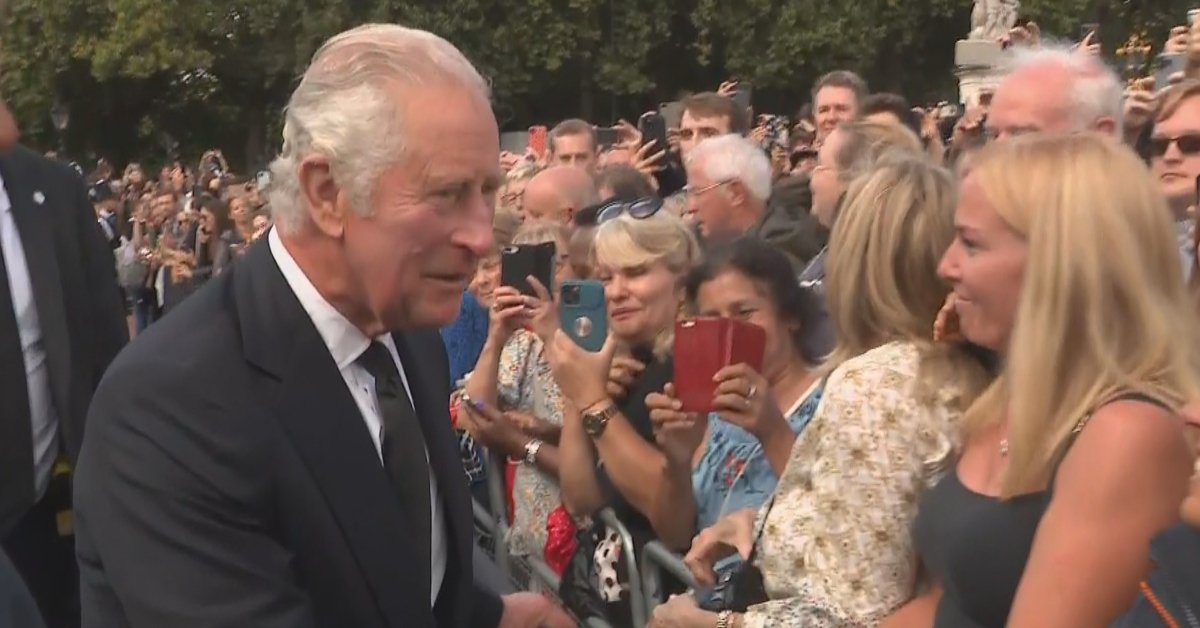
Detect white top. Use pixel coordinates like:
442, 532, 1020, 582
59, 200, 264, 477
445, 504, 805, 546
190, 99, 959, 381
0, 172, 59, 501
268, 228, 447, 606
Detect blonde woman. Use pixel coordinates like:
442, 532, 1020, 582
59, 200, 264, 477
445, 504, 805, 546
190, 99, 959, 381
540, 202, 701, 625
905, 133, 1200, 628
458, 221, 574, 558
667, 154, 990, 628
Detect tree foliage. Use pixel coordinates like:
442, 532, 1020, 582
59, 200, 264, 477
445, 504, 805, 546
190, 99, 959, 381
2, 0, 1194, 169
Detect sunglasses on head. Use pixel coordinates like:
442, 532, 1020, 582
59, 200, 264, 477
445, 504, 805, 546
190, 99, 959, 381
596, 197, 663, 224
1149, 134, 1200, 158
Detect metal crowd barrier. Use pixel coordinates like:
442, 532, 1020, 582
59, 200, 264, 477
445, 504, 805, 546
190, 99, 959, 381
640, 540, 700, 613
468, 443, 700, 628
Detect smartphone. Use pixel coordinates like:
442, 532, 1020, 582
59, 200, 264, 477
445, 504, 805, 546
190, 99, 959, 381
500, 242, 555, 297
559, 280, 607, 352
760, 115, 790, 151
1157, 53, 1186, 90
672, 318, 767, 414
255, 169, 272, 190
1079, 22, 1099, 42
732, 83, 753, 112
528, 126, 548, 158
638, 111, 669, 153
659, 101, 685, 129
1190, 9, 1199, 26
595, 127, 619, 149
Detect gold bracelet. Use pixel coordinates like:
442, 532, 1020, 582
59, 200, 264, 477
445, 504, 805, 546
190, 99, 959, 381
716, 610, 733, 628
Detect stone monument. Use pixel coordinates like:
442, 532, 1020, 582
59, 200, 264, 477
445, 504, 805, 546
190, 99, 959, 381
954, 0, 1021, 107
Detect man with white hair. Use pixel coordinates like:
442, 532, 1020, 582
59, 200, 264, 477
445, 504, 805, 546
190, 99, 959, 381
73, 24, 572, 628
988, 44, 1124, 140
686, 135, 817, 270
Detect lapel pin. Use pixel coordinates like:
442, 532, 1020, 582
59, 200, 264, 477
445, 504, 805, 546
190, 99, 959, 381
32, 191, 44, 205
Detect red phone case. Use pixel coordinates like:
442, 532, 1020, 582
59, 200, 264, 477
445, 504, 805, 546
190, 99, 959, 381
673, 318, 767, 414
528, 126, 548, 158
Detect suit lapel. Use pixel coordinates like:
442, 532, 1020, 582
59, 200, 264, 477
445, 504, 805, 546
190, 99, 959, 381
236, 242, 435, 628
0, 152, 71, 424
392, 331, 472, 625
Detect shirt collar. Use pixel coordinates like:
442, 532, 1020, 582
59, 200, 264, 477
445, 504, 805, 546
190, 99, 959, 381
268, 227, 373, 370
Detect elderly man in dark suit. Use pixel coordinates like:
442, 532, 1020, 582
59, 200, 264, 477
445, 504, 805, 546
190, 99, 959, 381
0, 95, 128, 628
74, 24, 573, 628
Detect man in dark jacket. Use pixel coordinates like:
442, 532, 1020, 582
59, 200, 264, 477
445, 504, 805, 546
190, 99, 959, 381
0, 548, 45, 628
685, 134, 822, 272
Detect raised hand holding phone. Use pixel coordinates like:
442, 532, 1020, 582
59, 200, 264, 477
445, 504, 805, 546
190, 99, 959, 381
646, 383, 707, 465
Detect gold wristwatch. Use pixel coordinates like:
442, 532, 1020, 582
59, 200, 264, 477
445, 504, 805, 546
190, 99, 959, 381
582, 401, 618, 437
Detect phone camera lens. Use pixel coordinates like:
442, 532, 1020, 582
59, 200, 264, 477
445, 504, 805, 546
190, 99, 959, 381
563, 285, 581, 305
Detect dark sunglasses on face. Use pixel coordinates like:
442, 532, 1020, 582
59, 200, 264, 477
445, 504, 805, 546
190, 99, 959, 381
596, 197, 664, 224
1150, 134, 1200, 158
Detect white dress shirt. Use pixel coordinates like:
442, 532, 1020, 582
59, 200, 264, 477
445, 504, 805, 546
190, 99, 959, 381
268, 228, 447, 606
0, 172, 60, 501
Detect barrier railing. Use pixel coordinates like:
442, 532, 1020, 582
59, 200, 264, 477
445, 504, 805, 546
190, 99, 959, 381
640, 539, 700, 613
596, 508, 648, 628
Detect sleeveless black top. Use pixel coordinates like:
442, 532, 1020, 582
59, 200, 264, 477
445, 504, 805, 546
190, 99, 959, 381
912, 393, 1169, 628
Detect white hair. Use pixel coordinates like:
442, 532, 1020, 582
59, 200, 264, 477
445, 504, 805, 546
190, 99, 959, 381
687, 135, 772, 203
268, 24, 490, 234
1000, 43, 1124, 137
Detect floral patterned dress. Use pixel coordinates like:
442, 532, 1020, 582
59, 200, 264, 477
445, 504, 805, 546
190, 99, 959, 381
494, 329, 565, 558
744, 341, 962, 628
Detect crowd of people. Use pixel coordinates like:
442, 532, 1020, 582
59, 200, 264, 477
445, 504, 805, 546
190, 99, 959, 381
3, 15, 1200, 628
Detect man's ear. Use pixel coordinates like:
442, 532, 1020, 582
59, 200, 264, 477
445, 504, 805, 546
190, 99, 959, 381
1093, 116, 1118, 136
297, 155, 345, 237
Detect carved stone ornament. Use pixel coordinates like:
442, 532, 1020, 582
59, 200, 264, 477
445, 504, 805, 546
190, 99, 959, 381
969, 0, 1021, 42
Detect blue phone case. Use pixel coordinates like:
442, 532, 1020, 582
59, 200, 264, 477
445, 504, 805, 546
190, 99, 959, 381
559, 280, 607, 352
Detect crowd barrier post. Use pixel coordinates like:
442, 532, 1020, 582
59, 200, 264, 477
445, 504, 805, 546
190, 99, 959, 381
639, 540, 700, 614
595, 508, 648, 628
484, 450, 511, 577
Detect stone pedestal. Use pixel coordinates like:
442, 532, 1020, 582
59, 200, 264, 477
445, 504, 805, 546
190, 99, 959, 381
954, 39, 1006, 107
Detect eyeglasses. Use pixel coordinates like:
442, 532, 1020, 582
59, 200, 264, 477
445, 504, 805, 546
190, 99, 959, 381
683, 180, 731, 196
1149, 134, 1200, 158
596, 197, 663, 224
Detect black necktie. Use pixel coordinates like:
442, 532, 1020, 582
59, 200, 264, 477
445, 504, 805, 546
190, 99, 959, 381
356, 341, 432, 602
0, 231, 34, 533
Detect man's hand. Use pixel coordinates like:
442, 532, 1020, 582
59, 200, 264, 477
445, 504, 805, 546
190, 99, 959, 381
498, 592, 574, 628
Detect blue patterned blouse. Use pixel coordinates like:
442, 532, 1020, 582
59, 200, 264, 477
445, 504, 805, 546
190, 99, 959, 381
692, 381, 824, 531
440, 291, 490, 388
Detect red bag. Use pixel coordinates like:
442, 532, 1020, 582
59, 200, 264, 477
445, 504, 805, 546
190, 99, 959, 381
543, 506, 577, 576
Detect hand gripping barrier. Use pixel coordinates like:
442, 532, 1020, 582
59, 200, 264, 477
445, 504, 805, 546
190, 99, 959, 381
639, 539, 700, 614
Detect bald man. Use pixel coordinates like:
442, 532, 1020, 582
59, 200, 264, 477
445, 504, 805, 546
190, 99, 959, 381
520, 165, 599, 224
988, 45, 1123, 141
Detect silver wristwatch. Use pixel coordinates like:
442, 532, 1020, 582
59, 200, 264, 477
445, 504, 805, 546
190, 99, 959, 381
523, 439, 544, 464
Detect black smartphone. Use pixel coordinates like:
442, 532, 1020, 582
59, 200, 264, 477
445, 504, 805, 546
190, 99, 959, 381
1080, 22, 1099, 42
732, 83, 753, 112
595, 127, 619, 149
501, 242, 555, 297
638, 111, 669, 153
